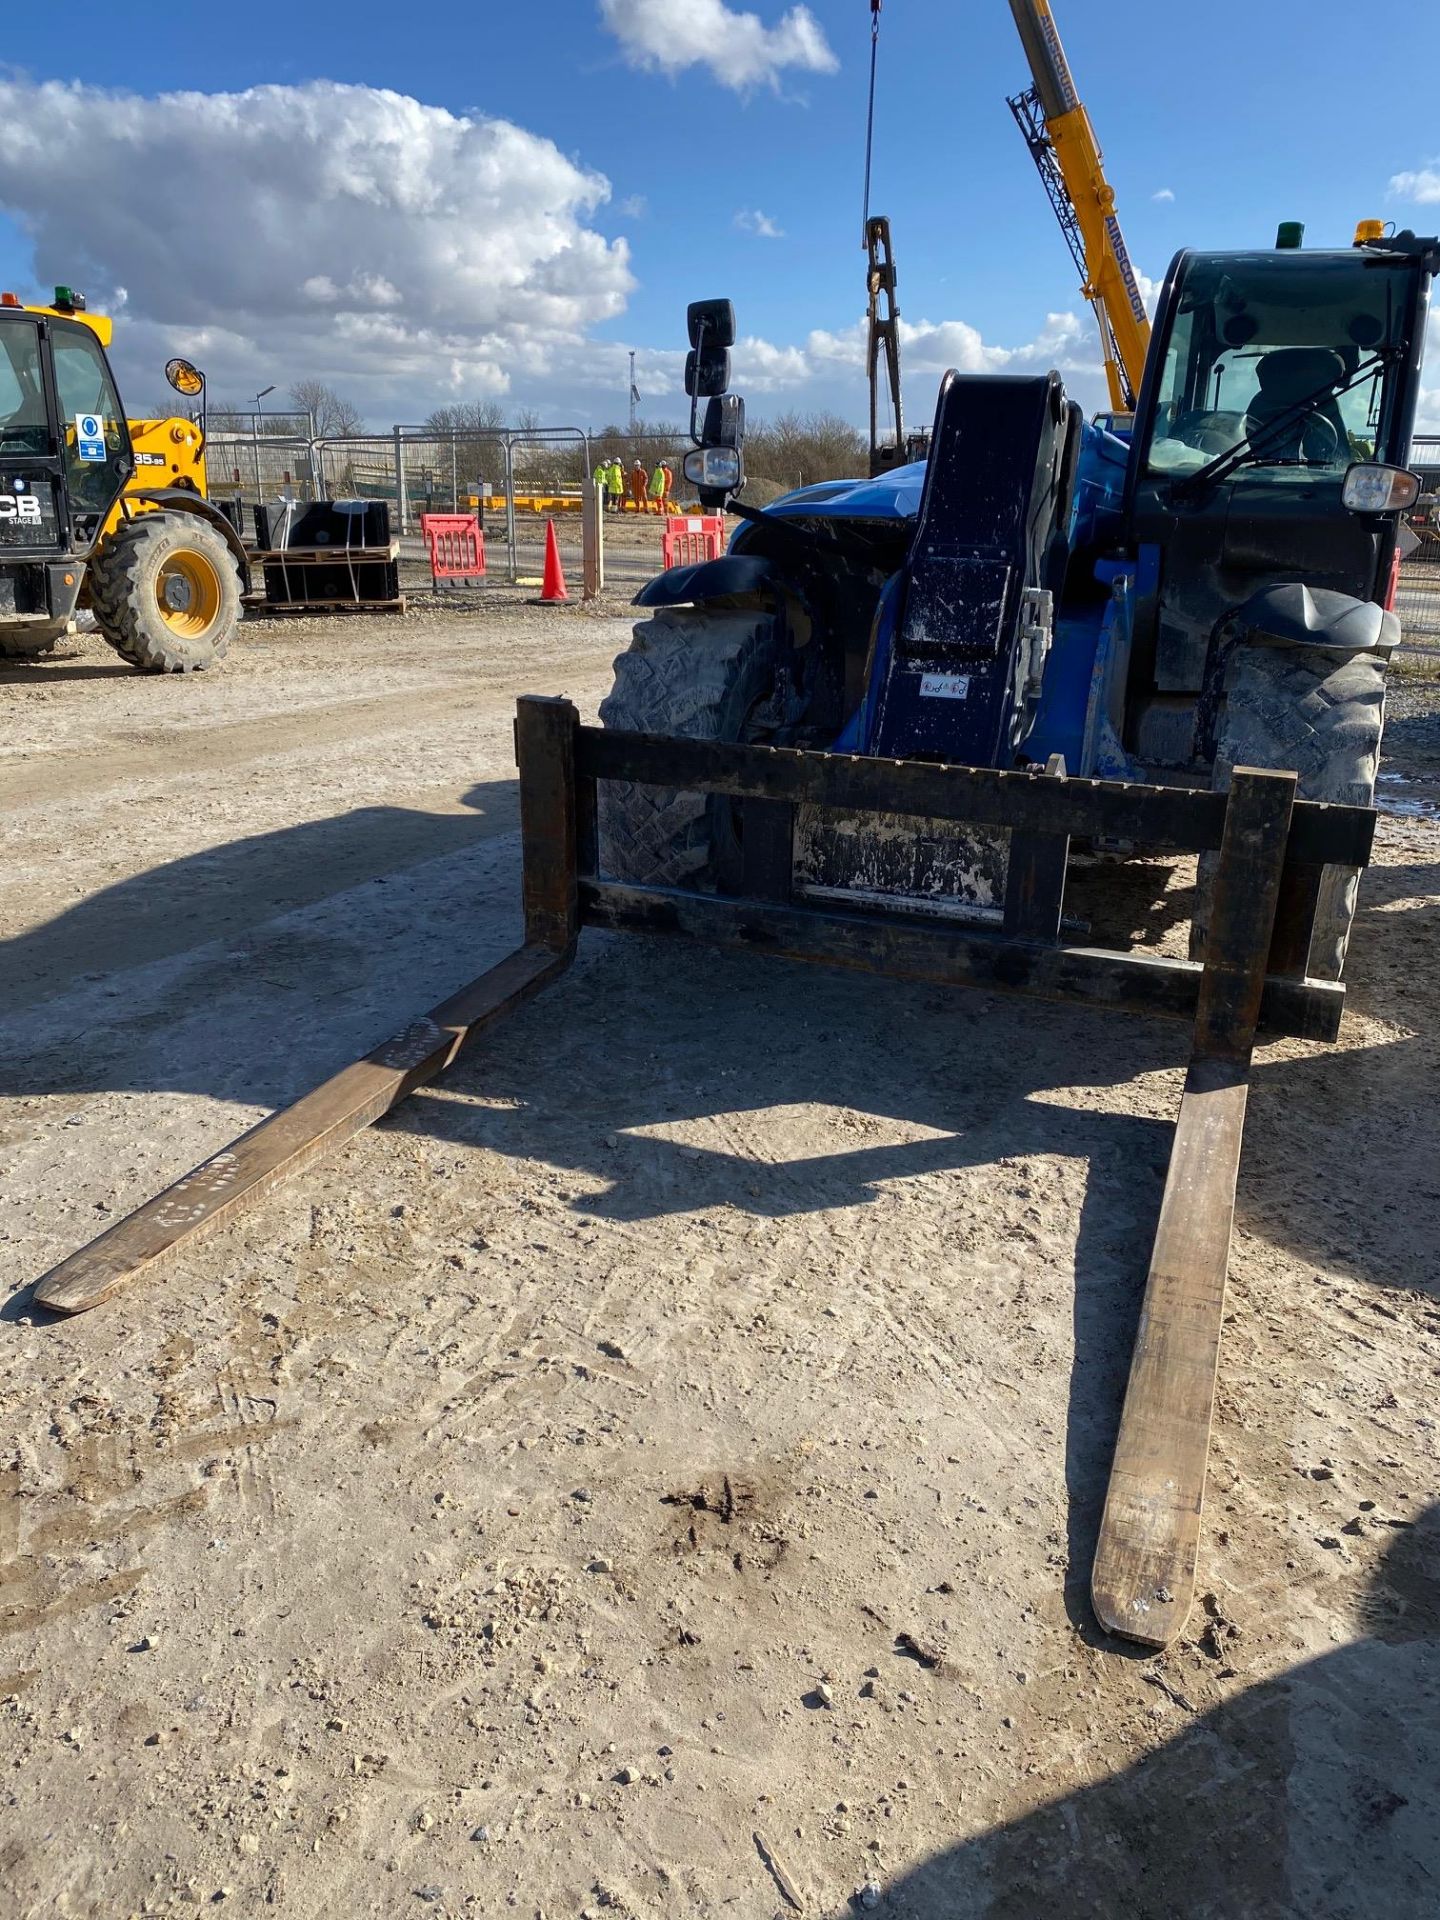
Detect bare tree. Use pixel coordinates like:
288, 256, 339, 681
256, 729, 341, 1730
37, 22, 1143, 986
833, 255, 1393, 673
205, 399, 252, 432
745, 409, 866, 490
290, 379, 365, 437
423, 399, 507, 435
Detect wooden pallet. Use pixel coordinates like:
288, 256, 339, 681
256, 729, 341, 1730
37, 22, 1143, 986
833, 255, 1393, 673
243, 594, 407, 615
245, 541, 400, 564
30, 701, 1373, 1649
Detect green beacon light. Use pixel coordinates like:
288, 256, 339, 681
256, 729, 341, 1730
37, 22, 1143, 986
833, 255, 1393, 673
1275, 221, 1305, 251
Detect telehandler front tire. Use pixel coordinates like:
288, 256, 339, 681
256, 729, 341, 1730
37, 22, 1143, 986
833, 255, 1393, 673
597, 605, 783, 888
90, 512, 240, 673
1190, 644, 1385, 980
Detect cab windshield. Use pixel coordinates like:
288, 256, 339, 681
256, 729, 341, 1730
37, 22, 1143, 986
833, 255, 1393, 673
1143, 253, 1407, 485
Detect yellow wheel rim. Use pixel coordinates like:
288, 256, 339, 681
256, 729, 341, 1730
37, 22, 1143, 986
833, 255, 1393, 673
156, 548, 222, 638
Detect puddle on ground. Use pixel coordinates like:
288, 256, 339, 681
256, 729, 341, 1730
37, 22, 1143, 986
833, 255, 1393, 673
1377, 771, 1440, 820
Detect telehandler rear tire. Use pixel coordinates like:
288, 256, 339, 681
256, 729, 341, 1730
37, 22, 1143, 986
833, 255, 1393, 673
597, 605, 783, 888
1190, 644, 1385, 980
0, 619, 66, 659
89, 512, 239, 673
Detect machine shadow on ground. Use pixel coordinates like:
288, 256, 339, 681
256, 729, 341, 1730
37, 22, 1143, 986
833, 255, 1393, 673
845, 1503, 1440, 1918
0, 651, 138, 687
405, 936, 1185, 1634
0, 779, 518, 1015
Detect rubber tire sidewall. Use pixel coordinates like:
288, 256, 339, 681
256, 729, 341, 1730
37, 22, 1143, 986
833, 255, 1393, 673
596, 605, 782, 890
1191, 643, 1385, 981
0, 619, 66, 659
90, 512, 240, 673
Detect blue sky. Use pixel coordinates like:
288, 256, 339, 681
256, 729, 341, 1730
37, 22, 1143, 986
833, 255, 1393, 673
1, 0, 1438, 429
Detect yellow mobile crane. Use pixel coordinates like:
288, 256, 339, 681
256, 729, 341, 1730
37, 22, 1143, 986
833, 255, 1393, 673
1007, 0, 1150, 415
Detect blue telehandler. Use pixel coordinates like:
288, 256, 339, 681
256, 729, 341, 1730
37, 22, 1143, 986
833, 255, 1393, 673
599, 222, 1435, 978
32, 227, 1434, 1650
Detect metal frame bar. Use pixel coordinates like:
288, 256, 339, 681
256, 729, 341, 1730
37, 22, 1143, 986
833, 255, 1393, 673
29, 702, 1365, 1651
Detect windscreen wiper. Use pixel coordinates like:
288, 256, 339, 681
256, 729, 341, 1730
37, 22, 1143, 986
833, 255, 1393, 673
1171, 351, 1386, 499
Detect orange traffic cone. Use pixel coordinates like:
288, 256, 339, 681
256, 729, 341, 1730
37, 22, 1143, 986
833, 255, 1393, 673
539, 518, 568, 603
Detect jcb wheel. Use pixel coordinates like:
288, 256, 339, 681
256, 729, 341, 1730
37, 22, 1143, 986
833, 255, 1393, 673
0, 619, 66, 659
89, 512, 239, 672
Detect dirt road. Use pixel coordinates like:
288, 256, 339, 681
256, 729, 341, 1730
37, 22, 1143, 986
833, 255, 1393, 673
2, 612, 1437, 1918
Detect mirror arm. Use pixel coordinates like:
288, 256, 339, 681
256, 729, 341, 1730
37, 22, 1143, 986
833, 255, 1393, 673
688, 317, 706, 447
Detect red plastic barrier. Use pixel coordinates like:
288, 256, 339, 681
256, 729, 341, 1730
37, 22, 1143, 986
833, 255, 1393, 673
421, 512, 486, 584
661, 514, 726, 569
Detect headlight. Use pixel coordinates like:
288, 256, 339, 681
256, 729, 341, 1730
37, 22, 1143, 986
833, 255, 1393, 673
683, 446, 742, 492
1342, 462, 1421, 513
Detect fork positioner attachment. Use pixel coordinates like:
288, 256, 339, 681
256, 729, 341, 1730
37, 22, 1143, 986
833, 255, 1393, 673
31, 696, 1375, 1647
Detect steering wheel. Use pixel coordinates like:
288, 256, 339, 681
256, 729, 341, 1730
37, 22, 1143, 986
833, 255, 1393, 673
1298, 414, 1341, 463
1246, 411, 1341, 466
1171, 409, 1239, 455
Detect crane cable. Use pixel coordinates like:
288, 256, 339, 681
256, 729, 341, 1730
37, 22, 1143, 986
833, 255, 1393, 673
862, 0, 881, 244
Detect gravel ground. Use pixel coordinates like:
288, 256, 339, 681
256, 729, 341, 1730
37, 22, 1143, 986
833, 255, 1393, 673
1, 610, 1437, 1919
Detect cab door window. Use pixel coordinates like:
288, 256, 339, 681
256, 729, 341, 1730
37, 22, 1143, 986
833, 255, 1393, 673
0, 320, 49, 457
50, 322, 130, 520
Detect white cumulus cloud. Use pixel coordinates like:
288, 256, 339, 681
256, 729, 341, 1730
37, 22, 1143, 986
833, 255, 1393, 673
0, 76, 632, 420
729, 307, 1105, 416
1151, 187, 1175, 203
598, 0, 837, 92
734, 208, 785, 238
1389, 166, 1440, 205
0, 73, 1126, 430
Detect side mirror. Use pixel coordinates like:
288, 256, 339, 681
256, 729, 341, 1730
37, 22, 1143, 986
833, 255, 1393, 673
701, 393, 745, 450
687, 299, 736, 350
684, 445, 744, 507
165, 357, 205, 398
1343, 462, 1420, 513
685, 345, 731, 399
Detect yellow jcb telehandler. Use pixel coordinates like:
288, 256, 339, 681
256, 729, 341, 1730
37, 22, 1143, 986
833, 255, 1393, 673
0, 284, 247, 670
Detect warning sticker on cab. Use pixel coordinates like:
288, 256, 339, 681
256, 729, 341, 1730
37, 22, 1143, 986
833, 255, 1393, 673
919, 673, 970, 700
74, 413, 106, 463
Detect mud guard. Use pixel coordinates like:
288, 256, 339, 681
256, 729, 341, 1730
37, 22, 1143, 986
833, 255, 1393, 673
122, 488, 252, 580
632, 552, 778, 609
